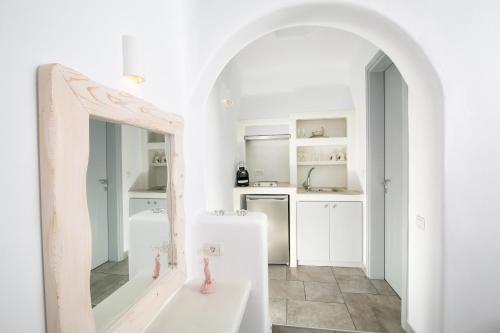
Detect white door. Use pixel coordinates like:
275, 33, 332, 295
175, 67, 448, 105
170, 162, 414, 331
297, 201, 330, 262
330, 202, 362, 264
384, 64, 407, 296
87, 119, 109, 269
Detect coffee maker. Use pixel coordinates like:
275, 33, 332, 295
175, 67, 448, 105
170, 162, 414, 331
236, 161, 249, 187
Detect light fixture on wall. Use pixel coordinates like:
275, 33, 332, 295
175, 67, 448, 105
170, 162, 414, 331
222, 99, 233, 108
122, 35, 145, 84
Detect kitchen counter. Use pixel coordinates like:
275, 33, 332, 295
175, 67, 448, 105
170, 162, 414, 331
233, 185, 364, 268
233, 185, 364, 201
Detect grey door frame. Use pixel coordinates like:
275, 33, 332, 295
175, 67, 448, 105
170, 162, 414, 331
366, 51, 409, 328
105, 122, 125, 262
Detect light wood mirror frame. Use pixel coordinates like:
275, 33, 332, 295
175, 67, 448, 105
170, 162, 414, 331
37, 64, 186, 333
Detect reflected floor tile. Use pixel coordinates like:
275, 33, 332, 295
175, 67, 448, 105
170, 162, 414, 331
270, 265, 288, 280
270, 298, 287, 325
287, 266, 336, 283
90, 273, 128, 306
336, 275, 377, 294
269, 279, 305, 300
370, 279, 398, 296
287, 299, 355, 331
332, 267, 366, 278
93, 258, 129, 276
304, 281, 344, 304
343, 293, 405, 333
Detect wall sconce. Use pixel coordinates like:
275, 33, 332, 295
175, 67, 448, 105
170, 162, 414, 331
122, 35, 145, 84
222, 99, 233, 108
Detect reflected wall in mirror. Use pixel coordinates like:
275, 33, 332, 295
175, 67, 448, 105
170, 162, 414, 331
87, 118, 175, 311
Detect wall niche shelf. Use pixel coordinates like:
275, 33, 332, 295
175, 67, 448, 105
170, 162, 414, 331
147, 142, 166, 150
295, 137, 347, 147
296, 117, 347, 139
297, 160, 347, 166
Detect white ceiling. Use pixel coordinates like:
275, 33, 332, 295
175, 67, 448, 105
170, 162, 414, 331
232, 27, 375, 94
218, 26, 378, 119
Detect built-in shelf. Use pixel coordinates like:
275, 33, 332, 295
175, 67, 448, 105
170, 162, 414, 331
147, 142, 166, 150
295, 137, 347, 147
297, 160, 347, 166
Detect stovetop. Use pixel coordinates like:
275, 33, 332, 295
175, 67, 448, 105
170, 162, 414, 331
252, 181, 279, 187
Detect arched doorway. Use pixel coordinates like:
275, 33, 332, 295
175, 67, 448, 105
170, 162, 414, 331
188, 3, 444, 332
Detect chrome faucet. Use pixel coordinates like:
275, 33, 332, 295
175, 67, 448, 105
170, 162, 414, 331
303, 167, 315, 191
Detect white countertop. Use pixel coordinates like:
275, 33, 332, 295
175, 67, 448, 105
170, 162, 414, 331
145, 279, 251, 333
129, 190, 167, 199
233, 184, 364, 201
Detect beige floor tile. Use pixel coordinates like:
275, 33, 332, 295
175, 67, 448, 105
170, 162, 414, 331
272, 325, 335, 333
269, 298, 287, 325
269, 265, 287, 280
304, 281, 344, 303
287, 299, 355, 330
269, 279, 305, 300
344, 293, 405, 333
332, 267, 366, 278
371, 279, 398, 296
287, 266, 336, 283
336, 275, 377, 294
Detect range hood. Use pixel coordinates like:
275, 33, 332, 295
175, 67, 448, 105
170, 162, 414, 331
244, 134, 291, 141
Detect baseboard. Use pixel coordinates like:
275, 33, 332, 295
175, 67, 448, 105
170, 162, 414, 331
406, 322, 415, 333
297, 260, 362, 268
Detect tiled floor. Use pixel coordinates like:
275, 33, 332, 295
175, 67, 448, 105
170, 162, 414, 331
269, 265, 404, 333
90, 258, 129, 307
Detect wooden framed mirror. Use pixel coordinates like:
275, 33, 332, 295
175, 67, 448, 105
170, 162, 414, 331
37, 64, 186, 333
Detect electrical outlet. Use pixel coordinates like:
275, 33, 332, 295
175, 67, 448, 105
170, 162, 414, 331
203, 243, 222, 256
416, 215, 426, 231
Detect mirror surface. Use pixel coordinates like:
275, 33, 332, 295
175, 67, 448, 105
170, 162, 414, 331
87, 118, 174, 326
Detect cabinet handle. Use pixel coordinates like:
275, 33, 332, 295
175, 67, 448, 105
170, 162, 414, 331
332, 204, 337, 208
324, 204, 328, 208
153, 201, 157, 205
147, 200, 151, 205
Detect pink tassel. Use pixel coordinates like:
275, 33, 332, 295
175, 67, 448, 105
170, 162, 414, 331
199, 257, 216, 294
152, 254, 161, 279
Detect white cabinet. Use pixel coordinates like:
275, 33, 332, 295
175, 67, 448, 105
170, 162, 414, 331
297, 201, 362, 266
297, 201, 330, 262
330, 202, 362, 264
129, 198, 166, 216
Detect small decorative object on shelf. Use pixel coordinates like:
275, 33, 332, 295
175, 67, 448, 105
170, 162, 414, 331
310, 127, 326, 138
200, 257, 216, 294
338, 151, 346, 161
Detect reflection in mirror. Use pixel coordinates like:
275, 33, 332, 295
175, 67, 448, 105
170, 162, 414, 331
87, 118, 174, 324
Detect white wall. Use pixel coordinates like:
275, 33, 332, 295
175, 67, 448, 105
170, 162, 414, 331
0, 0, 187, 331
2, 1, 500, 332
202, 73, 239, 211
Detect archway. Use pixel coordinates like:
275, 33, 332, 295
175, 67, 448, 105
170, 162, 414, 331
188, 3, 444, 332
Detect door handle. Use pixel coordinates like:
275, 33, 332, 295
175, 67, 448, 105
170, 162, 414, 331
98, 178, 108, 185
383, 179, 391, 193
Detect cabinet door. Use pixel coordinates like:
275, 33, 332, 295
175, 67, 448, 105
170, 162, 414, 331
129, 199, 151, 216
297, 201, 330, 262
330, 202, 362, 263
